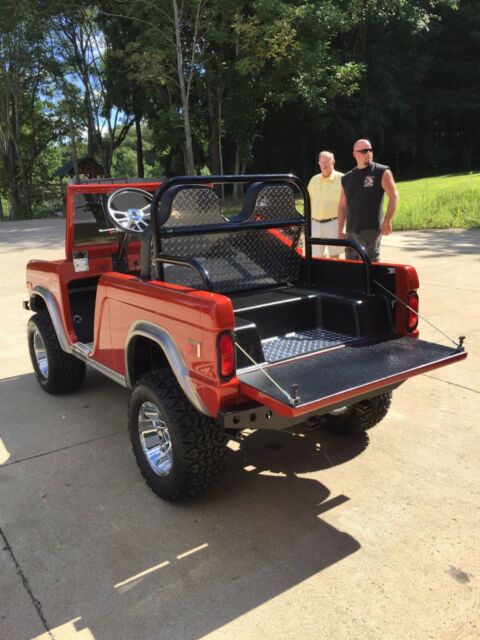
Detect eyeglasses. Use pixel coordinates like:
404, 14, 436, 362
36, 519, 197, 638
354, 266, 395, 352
355, 148, 373, 154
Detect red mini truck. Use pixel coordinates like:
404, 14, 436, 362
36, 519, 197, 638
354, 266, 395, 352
24, 174, 467, 501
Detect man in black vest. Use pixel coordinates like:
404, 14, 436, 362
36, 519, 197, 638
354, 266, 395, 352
337, 139, 399, 261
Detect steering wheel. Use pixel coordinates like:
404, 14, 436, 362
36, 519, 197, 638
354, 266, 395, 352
106, 188, 153, 234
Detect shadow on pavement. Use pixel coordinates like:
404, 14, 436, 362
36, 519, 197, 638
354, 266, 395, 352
385, 228, 480, 257
0, 372, 367, 639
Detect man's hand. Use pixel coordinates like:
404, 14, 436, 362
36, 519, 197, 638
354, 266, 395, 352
380, 219, 393, 236
338, 231, 346, 239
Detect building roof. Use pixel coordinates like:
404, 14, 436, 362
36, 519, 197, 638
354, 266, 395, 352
52, 157, 104, 179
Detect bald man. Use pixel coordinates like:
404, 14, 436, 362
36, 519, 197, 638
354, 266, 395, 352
337, 139, 399, 261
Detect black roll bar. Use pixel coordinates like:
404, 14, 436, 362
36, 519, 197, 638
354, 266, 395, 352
147, 175, 375, 297
151, 173, 310, 231
155, 254, 213, 291
306, 237, 373, 295
158, 218, 305, 237
151, 173, 310, 220
150, 173, 311, 285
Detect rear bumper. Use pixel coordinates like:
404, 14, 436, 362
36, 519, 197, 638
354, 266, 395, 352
218, 382, 402, 431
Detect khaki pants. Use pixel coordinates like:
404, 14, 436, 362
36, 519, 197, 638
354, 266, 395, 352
311, 219, 342, 258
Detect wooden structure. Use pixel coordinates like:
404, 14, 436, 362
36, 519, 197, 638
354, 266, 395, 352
52, 157, 104, 181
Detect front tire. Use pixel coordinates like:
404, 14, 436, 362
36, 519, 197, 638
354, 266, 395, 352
129, 371, 227, 502
27, 312, 86, 394
322, 392, 392, 435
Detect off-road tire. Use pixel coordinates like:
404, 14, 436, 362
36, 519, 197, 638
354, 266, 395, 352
27, 312, 86, 394
129, 370, 228, 502
322, 392, 392, 435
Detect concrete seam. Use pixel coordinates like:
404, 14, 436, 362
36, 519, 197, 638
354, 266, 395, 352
423, 373, 479, 394
0, 527, 53, 638
0, 429, 128, 468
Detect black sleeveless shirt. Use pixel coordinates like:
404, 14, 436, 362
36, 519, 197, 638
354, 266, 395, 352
341, 162, 389, 232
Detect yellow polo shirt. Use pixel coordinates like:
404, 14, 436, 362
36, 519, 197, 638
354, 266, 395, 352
307, 169, 344, 221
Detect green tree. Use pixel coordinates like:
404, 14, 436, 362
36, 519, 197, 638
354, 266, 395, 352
46, 3, 135, 176
0, 0, 62, 218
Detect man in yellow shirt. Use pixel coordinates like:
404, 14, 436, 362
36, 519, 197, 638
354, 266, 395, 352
307, 150, 344, 258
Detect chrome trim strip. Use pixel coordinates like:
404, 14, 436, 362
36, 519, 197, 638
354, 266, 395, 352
126, 321, 210, 416
72, 343, 127, 386
32, 286, 71, 353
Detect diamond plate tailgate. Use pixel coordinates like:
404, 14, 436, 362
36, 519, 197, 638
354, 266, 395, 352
238, 337, 466, 417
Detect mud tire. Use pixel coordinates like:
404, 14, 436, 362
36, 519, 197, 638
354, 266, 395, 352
129, 370, 227, 502
27, 312, 86, 394
323, 392, 392, 435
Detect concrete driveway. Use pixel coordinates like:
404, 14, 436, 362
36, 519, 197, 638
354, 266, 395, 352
0, 220, 479, 640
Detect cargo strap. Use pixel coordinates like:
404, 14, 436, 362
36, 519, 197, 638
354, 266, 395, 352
373, 279, 465, 351
235, 341, 300, 406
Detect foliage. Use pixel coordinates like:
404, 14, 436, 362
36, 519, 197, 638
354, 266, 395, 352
0, 0, 65, 218
1, 0, 480, 222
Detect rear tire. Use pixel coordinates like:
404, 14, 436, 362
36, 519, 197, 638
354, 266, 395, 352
129, 370, 227, 502
323, 392, 392, 435
27, 312, 86, 394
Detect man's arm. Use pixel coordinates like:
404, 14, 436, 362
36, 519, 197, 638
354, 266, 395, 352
381, 169, 399, 235
337, 187, 347, 239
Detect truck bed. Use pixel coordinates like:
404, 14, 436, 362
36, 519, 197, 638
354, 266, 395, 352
231, 284, 394, 368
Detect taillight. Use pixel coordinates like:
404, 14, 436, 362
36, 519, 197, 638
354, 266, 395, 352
218, 332, 235, 380
407, 291, 419, 332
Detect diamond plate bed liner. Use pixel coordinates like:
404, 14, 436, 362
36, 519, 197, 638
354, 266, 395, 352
262, 328, 358, 362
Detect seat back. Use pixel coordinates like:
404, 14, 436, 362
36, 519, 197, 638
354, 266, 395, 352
149, 183, 304, 293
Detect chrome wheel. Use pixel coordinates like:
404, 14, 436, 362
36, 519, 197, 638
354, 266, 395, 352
138, 401, 173, 477
33, 330, 48, 378
328, 406, 349, 416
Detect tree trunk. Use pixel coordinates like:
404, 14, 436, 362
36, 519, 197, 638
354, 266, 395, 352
67, 103, 79, 183
208, 86, 221, 174
10, 89, 32, 217
2, 141, 21, 220
172, 0, 195, 174
233, 144, 241, 199
217, 84, 224, 176
10, 133, 32, 217
81, 70, 96, 160
135, 113, 144, 178
103, 143, 113, 178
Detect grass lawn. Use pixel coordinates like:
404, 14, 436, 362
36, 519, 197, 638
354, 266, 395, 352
394, 172, 480, 230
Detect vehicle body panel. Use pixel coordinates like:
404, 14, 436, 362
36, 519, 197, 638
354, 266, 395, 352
25, 175, 466, 426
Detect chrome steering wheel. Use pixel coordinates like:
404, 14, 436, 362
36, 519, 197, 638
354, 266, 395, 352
106, 188, 153, 234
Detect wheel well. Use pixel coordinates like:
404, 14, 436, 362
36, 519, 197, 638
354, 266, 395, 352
30, 294, 47, 313
129, 336, 170, 384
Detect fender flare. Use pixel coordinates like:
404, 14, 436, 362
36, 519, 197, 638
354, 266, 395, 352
125, 321, 211, 416
30, 285, 72, 353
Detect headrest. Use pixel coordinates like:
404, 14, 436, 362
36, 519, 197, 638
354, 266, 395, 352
233, 182, 301, 223
157, 184, 225, 228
